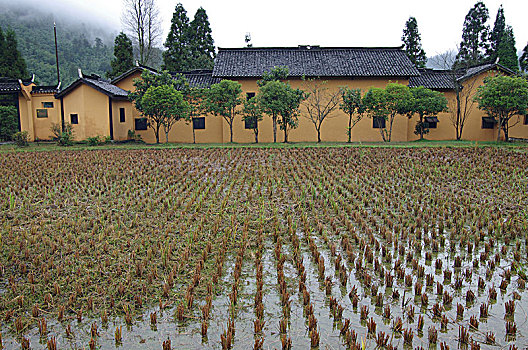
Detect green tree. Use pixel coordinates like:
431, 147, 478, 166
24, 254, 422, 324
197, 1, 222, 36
496, 26, 518, 71
456, 1, 490, 67
0, 28, 28, 78
163, 3, 191, 71
0, 105, 18, 141
488, 5, 505, 62
204, 80, 242, 143
108, 32, 134, 79
242, 97, 263, 143
409, 86, 448, 140
141, 84, 189, 143
278, 85, 304, 143
474, 75, 528, 141
129, 70, 188, 143
520, 43, 528, 73
363, 83, 414, 142
183, 87, 206, 144
340, 87, 365, 143
257, 66, 292, 142
402, 17, 427, 68
189, 7, 215, 70
257, 66, 289, 87
301, 78, 342, 142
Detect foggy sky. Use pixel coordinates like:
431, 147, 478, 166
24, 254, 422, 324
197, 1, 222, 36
7, 0, 528, 56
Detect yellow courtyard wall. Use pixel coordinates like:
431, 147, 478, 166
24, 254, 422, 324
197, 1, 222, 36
231, 77, 411, 143
31, 94, 61, 140
113, 71, 225, 143
509, 116, 528, 139
18, 93, 33, 141
18, 83, 35, 141
113, 71, 142, 92
62, 84, 110, 141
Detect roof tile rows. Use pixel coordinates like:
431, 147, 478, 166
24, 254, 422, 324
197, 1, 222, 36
175, 70, 221, 88
212, 46, 421, 78
409, 69, 457, 89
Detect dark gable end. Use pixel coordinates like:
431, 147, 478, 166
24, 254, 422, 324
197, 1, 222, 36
212, 46, 421, 78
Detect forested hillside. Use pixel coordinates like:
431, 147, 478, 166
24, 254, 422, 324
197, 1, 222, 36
0, 3, 115, 86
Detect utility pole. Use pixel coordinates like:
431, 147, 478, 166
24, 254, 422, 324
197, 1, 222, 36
54, 22, 61, 85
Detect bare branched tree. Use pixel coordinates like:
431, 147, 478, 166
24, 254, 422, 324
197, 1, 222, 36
302, 78, 342, 143
431, 50, 478, 140
122, 0, 162, 66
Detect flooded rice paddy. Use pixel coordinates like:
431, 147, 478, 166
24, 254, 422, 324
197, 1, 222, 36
0, 147, 527, 349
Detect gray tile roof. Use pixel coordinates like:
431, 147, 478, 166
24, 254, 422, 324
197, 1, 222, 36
409, 69, 456, 89
172, 70, 221, 88
212, 46, 421, 78
84, 77, 129, 98
56, 74, 129, 99
0, 78, 21, 93
31, 85, 60, 94
410, 63, 516, 90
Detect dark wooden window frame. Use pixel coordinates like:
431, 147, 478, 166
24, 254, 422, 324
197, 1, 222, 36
135, 117, 148, 130
36, 109, 48, 118
372, 116, 386, 129
119, 108, 126, 123
70, 114, 79, 124
193, 117, 205, 130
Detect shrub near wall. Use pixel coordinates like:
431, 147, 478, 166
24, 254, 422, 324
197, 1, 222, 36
0, 105, 18, 141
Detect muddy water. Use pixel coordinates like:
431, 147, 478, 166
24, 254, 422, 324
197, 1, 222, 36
2, 235, 527, 349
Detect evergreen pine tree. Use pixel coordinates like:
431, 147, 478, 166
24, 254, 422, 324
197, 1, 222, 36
3, 29, 28, 78
487, 5, 505, 62
401, 17, 427, 68
108, 32, 134, 78
162, 3, 191, 71
0, 27, 6, 77
455, 1, 490, 68
188, 7, 215, 70
520, 43, 528, 73
496, 26, 518, 71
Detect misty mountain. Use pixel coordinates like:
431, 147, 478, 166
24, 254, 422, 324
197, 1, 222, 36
0, 2, 117, 86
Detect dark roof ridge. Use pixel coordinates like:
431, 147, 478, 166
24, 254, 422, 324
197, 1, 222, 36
217, 46, 404, 51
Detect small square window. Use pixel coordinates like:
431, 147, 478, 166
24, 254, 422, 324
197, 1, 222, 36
244, 116, 257, 129
246, 92, 255, 101
36, 109, 48, 118
135, 118, 147, 130
193, 117, 205, 130
70, 114, 79, 124
425, 117, 438, 129
42, 102, 54, 108
373, 116, 386, 129
482, 117, 496, 129
119, 108, 125, 123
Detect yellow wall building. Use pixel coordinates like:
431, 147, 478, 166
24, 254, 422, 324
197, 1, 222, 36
10, 46, 528, 143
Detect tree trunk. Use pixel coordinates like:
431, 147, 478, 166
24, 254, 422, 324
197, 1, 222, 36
317, 126, 321, 143
455, 88, 462, 140
165, 131, 169, 143
419, 116, 424, 140
154, 125, 160, 144
254, 128, 259, 143
388, 115, 395, 142
272, 116, 277, 143
497, 117, 501, 142
230, 124, 233, 143
348, 115, 352, 143
283, 128, 288, 143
